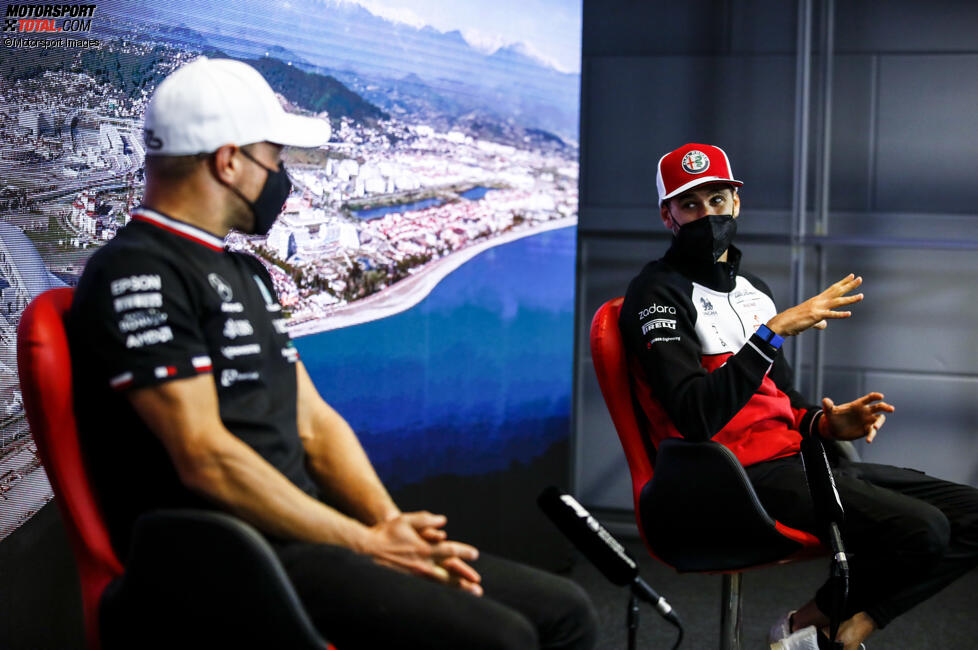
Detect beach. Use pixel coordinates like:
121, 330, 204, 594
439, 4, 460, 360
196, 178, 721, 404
288, 217, 576, 337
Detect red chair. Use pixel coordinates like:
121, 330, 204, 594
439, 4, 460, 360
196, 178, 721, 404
589, 297, 824, 649
17, 287, 334, 650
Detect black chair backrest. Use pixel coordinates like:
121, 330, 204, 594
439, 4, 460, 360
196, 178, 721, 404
640, 439, 803, 572
100, 509, 331, 650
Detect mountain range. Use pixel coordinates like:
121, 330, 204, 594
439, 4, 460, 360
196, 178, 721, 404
94, 0, 580, 142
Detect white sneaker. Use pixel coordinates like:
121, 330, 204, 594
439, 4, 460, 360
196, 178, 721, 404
770, 625, 819, 650
768, 610, 796, 645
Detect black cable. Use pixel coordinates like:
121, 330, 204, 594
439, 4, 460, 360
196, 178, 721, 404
670, 623, 684, 650
663, 608, 683, 650
631, 577, 684, 649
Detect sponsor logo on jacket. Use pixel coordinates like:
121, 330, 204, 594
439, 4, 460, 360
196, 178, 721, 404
220, 369, 261, 387
118, 309, 168, 333
208, 273, 234, 302
114, 292, 162, 312
222, 318, 254, 339
699, 296, 717, 316
221, 343, 261, 359
125, 325, 173, 349
111, 274, 161, 296
642, 318, 677, 334
638, 303, 676, 320
647, 336, 681, 348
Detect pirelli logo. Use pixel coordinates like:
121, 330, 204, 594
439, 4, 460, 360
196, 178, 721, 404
642, 318, 676, 335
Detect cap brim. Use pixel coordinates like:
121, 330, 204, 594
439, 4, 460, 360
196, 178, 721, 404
661, 176, 743, 202
268, 112, 331, 148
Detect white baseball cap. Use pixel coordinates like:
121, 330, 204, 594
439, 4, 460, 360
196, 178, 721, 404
142, 57, 331, 155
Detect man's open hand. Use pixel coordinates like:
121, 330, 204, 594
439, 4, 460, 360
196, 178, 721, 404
767, 274, 864, 336
819, 392, 895, 443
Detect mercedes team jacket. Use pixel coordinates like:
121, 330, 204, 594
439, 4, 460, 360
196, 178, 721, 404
619, 243, 821, 468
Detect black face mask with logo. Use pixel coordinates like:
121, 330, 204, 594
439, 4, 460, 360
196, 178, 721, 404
671, 214, 737, 265
228, 148, 293, 236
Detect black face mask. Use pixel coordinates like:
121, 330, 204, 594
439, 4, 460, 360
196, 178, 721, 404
671, 214, 737, 264
228, 148, 293, 236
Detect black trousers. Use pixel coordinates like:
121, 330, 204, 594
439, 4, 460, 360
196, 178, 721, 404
746, 454, 978, 628
271, 540, 598, 650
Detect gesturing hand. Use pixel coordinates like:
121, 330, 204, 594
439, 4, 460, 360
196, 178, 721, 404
365, 511, 483, 596
820, 392, 895, 443
767, 274, 864, 337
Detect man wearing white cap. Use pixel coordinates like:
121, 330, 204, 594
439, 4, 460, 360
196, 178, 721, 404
619, 143, 978, 650
68, 58, 596, 649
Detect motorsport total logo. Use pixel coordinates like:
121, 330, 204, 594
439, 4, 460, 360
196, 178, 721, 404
4, 3, 96, 33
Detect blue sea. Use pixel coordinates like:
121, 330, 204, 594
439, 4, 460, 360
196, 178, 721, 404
354, 197, 445, 220
295, 225, 576, 489
353, 186, 494, 220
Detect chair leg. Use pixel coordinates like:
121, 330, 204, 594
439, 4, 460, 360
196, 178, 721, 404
720, 572, 743, 650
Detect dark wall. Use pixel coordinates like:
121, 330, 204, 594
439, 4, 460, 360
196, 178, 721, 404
0, 503, 84, 649
575, 0, 978, 509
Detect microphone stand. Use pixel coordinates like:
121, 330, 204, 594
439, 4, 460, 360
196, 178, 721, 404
823, 522, 848, 650
628, 576, 684, 650
536, 487, 684, 649
626, 593, 639, 650
799, 433, 848, 650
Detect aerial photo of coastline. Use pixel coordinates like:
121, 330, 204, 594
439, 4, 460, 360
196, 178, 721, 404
0, 0, 582, 537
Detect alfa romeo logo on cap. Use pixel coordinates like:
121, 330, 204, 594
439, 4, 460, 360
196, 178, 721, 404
681, 150, 710, 174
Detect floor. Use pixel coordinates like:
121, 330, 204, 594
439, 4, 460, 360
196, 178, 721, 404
566, 538, 978, 650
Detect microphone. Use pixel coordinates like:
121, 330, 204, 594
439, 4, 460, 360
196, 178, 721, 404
537, 486, 679, 624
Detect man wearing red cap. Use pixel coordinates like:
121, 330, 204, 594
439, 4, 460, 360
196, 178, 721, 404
619, 143, 978, 650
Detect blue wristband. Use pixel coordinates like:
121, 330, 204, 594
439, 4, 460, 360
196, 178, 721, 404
755, 324, 784, 350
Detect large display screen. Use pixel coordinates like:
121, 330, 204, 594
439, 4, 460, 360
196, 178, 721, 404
0, 0, 581, 539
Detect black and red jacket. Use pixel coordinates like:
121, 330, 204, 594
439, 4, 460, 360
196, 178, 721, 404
619, 243, 821, 468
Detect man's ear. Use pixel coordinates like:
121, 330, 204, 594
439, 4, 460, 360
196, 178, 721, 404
732, 191, 741, 218
211, 144, 240, 186
660, 202, 674, 231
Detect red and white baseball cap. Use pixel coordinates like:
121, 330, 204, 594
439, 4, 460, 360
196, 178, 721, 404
656, 143, 743, 204
143, 57, 331, 155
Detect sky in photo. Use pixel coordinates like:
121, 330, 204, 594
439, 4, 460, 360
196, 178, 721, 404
335, 0, 582, 72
